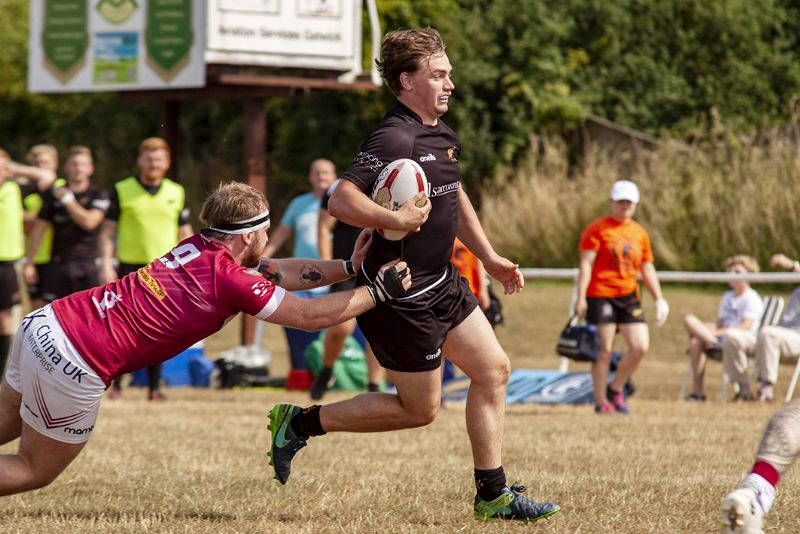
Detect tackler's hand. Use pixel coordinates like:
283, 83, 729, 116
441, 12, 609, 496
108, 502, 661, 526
350, 229, 374, 273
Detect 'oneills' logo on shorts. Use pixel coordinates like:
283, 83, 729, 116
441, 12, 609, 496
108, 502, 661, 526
137, 265, 167, 301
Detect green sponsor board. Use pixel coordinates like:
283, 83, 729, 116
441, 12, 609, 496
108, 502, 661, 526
43, 0, 88, 73
146, 0, 192, 71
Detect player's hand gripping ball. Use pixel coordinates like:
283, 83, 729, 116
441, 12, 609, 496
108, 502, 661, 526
370, 158, 429, 241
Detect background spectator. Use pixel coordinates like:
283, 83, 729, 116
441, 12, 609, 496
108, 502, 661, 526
723, 253, 800, 402
574, 180, 669, 414
24, 146, 110, 301
98, 137, 192, 401
683, 255, 763, 401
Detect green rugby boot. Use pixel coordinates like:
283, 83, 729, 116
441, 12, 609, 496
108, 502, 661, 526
267, 404, 307, 484
474, 485, 560, 522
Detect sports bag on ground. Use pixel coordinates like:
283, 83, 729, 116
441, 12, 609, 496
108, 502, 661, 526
555, 316, 600, 362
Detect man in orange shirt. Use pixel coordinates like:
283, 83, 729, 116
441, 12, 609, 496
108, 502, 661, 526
451, 237, 490, 311
574, 180, 669, 414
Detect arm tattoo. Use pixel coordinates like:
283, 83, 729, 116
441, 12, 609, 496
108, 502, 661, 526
300, 264, 325, 286
258, 259, 283, 285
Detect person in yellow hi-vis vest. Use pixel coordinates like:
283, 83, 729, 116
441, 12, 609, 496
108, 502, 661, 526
98, 137, 192, 401
22, 144, 65, 311
0, 148, 56, 375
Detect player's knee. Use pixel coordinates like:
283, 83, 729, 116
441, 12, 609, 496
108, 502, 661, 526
495, 356, 511, 385
406, 403, 439, 427
596, 349, 613, 364
682, 313, 697, 328
628, 346, 648, 360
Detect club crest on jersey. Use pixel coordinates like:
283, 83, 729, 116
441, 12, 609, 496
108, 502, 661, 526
447, 146, 460, 162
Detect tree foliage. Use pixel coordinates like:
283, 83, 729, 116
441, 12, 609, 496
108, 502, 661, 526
2, 0, 800, 214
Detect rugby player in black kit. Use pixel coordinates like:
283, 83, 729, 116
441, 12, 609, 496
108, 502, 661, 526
268, 27, 560, 522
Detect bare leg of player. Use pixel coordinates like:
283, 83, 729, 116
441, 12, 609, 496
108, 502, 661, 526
441, 307, 509, 469
320, 368, 442, 431
310, 319, 355, 400
686, 335, 708, 398
0, 420, 85, 496
722, 400, 800, 533
591, 323, 617, 411
609, 323, 649, 395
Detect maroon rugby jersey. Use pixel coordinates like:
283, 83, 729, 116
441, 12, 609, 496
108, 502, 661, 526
52, 234, 284, 385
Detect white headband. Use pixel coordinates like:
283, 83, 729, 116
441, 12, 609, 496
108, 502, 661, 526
206, 209, 271, 235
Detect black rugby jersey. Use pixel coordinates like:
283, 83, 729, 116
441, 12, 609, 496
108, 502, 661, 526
39, 184, 111, 263
342, 103, 462, 291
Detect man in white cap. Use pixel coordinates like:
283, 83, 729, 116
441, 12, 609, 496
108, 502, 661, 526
574, 180, 669, 414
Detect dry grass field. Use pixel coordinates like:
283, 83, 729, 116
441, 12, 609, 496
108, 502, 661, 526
1, 282, 798, 533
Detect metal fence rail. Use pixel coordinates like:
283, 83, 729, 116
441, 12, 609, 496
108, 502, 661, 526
520, 268, 800, 284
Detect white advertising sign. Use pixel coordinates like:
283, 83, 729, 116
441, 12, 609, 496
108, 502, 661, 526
28, 0, 206, 93
206, 0, 362, 71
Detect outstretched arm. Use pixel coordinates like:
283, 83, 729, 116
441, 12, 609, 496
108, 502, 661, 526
265, 260, 410, 331
455, 188, 523, 294
260, 230, 372, 291
9, 161, 56, 191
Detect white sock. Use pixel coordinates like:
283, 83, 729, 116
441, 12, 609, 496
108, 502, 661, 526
740, 473, 776, 514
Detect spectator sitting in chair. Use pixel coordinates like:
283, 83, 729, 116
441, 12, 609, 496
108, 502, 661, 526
683, 255, 763, 401
722, 253, 800, 402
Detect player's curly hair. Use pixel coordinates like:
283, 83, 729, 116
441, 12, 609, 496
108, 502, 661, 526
725, 254, 760, 273
200, 182, 269, 241
377, 27, 446, 96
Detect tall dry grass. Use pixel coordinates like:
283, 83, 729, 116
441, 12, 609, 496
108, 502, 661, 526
481, 128, 800, 271
1, 284, 798, 533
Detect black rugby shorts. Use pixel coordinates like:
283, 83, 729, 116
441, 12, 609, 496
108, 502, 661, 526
26, 263, 51, 300
586, 290, 645, 325
41, 260, 100, 302
356, 264, 478, 372
0, 263, 21, 311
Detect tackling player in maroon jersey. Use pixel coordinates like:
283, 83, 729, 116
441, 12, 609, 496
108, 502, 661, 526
0, 181, 410, 497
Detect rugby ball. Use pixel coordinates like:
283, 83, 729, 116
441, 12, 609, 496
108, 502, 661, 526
370, 158, 429, 240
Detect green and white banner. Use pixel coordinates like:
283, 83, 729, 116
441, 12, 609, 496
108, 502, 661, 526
29, 0, 205, 93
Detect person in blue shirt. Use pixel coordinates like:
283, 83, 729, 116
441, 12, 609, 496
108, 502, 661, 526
264, 159, 336, 260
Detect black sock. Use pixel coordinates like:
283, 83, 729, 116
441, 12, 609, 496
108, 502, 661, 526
475, 466, 506, 501
148, 364, 162, 392
318, 366, 333, 382
607, 385, 621, 397
367, 382, 380, 392
0, 335, 10, 376
290, 404, 326, 439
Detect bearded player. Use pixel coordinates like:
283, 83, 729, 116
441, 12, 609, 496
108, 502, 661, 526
267, 28, 560, 522
0, 182, 410, 496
